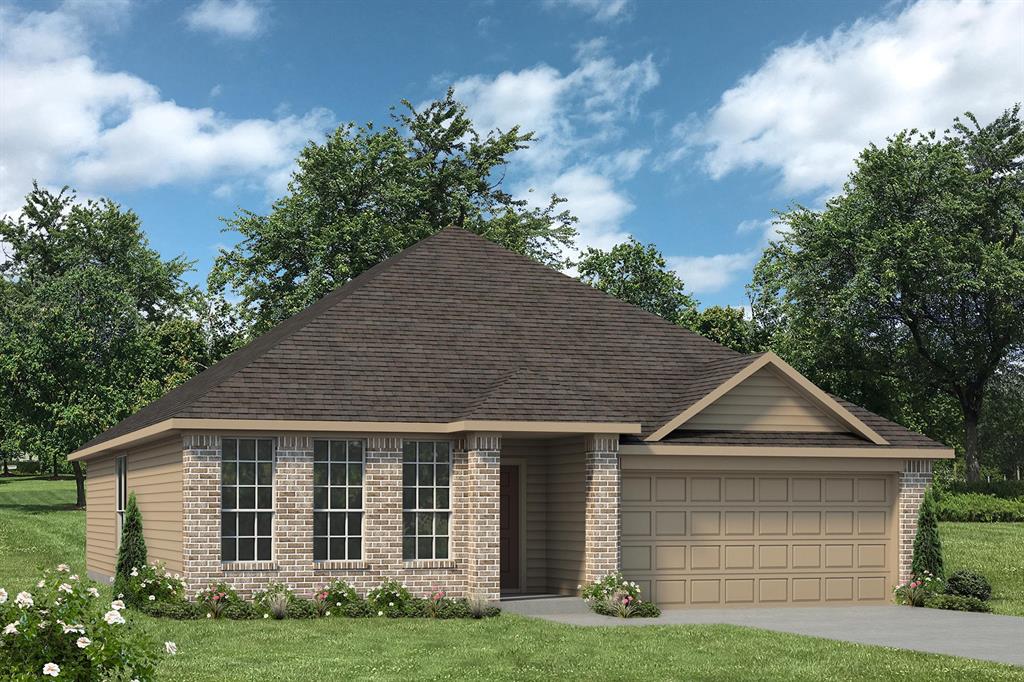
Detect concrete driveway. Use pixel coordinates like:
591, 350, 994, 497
500, 596, 1024, 667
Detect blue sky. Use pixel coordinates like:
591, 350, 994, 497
2, 0, 1021, 308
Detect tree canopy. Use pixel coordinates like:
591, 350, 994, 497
749, 106, 1024, 481
211, 89, 578, 336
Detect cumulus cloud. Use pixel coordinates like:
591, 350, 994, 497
0, 2, 331, 215
184, 0, 265, 39
684, 0, 1023, 195
669, 252, 757, 296
545, 0, 631, 22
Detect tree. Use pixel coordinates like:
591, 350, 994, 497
979, 361, 1024, 480
911, 486, 944, 578
114, 492, 148, 600
577, 237, 698, 326
749, 106, 1024, 481
0, 185, 220, 506
691, 305, 761, 354
211, 89, 578, 336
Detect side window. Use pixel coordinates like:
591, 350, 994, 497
402, 441, 451, 560
312, 440, 364, 561
220, 438, 274, 562
115, 455, 127, 543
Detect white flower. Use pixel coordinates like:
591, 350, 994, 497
15, 592, 33, 608
104, 610, 125, 625
87, 588, 100, 598
111, 600, 125, 611
4, 623, 18, 635
58, 584, 73, 594
37, 580, 46, 588
77, 637, 91, 648
43, 662, 60, 677
0, 589, 6, 604
263, 613, 269, 619
164, 641, 177, 655
174, 574, 180, 579
130, 568, 139, 577
325, 611, 331, 616
148, 595, 156, 601
109, 576, 115, 583
117, 593, 124, 599
336, 602, 341, 607
69, 575, 78, 581
388, 602, 394, 607
62, 623, 84, 634
377, 610, 383, 616
165, 572, 171, 578
56, 564, 69, 573
206, 613, 212, 618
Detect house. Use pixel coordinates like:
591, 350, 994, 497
71, 228, 951, 608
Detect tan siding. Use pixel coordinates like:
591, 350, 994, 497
126, 437, 183, 573
502, 440, 549, 594
545, 437, 586, 594
86, 455, 118, 577
686, 367, 845, 433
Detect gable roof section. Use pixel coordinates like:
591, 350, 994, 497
72, 228, 945, 460
645, 352, 889, 445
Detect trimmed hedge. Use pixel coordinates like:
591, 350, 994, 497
945, 570, 993, 601
925, 594, 992, 613
945, 479, 1024, 499
936, 492, 1024, 522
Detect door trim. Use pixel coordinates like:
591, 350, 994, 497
500, 458, 528, 594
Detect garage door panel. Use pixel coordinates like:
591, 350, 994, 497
622, 471, 896, 607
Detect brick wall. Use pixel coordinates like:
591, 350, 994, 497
584, 434, 621, 583
897, 459, 933, 583
463, 433, 501, 601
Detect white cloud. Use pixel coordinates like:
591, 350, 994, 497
184, 0, 265, 39
686, 0, 1023, 195
545, 0, 631, 22
209, 83, 223, 98
669, 252, 757, 295
0, 2, 330, 215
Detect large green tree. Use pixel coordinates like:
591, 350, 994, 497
979, 361, 1024, 480
0, 185, 222, 506
749, 106, 1024, 481
211, 89, 577, 336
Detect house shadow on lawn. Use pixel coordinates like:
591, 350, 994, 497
0, 475, 81, 513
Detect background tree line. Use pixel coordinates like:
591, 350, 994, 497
2, 93, 1020, 504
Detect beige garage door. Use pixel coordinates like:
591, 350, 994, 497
621, 472, 897, 608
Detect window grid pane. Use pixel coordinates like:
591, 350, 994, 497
221, 438, 274, 562
402, 441, 452, 560
312, 440, 364, 561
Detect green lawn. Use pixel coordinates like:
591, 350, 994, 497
2, 476, 1023, 681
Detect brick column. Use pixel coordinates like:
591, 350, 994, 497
182, 434, 222, 594
584, 434, 621, 583
275, 436, 314, 590
898, 459, 933, 582
463, 432, 500, 602
364, 435, 403, 572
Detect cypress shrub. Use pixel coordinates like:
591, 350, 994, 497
911, 485, 944, 578
114, 491, 148, 599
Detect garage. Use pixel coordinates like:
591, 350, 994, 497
621, 470, 897, 608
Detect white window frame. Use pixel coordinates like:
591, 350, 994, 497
402, 440, 451, 560
115, 455, 127, 545
220, 437, 275, 562
312, 439, 365, 561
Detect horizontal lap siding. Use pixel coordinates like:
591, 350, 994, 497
126, 438, 184, 573
86, 456, 117, 577
686, 367, 844, 432
503, 440, 549, 594
546, 438, 585, 595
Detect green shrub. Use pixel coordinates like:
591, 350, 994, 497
0, 564, 173, 680
946, 479, 1024, 499
912, 486, 943, 578
945, 570, 992, 601
196, 583, 242, 619
253, 582, 294, 619
339, 600, 374, 618
286, 598, 319, 620
320, 579, 361, 610
936, 492, 1024, 522
367, 579, 412, 617
893, 572, 942, 607
581, 574, 658, 618
925, 593, 992, 613
13, 460, 40, 475
139, 599, 203, 620
123, 561, 187, 607
114, 492, 148, 599
222, 600, 259, 620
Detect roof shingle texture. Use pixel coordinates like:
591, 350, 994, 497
79, 228, 943, 452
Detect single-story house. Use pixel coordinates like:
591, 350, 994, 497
72, 228, 951, 608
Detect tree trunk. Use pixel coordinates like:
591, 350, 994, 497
2, 455, 9, 477
73, 461, 86, 508
963, 408, 982, 483
51, 452, 59, 479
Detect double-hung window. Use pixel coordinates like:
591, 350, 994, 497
221, 438, 274, 562
115, 455, 127, 544
402, 441, 451, 560
313, 440, 364, 561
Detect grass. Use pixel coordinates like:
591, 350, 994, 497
942, 522, 1024, 616
2, 476, 1023, 681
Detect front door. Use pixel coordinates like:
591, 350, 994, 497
499, 465, 520, 591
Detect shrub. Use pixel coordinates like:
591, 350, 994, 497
286, 598, 318, 620
893, 572, 942, 607
197, 583, 242, 619
321, 579, 361, 611
254, 582, 294, 620
339, 600, 374, 618
925, 594, 992, 613
945, 570, 993, 601
630, 600, 661, 618
936, 493, 1024, 522
911, 486, 943, 578
138, 599, 203, 620
0, 564, 174, 681
580, 574, 658, 618
367, 579, 412, 617
222, 600, 259, 620
123, 561, 187, 607
114, 492, 148, 598
946, 479, 1024, 499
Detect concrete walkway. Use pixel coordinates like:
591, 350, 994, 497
500, 596, 1024, 667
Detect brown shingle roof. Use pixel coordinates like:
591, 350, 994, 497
76, 227, 943, 453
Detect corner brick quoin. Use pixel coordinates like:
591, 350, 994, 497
897, 459, 933, 584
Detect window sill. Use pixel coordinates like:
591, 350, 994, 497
313, 560, 369, 571
222, 561, 277, 572
402, 559, 459, 570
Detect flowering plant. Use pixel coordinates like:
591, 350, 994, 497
124, 561, 187, 607
367, 579, 412, 617
0, 564, 173, 680
321, 579, 360, 612
894, 571, 942, 607
580, 574, 660, 618
196, 583, 241, 619
253, 582, 294, 620
424, 588, 446, 618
